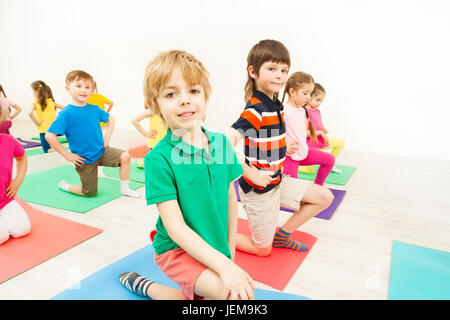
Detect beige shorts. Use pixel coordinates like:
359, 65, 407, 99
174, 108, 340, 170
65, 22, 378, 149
75, 147, 124, 197
238, 174, 311, 248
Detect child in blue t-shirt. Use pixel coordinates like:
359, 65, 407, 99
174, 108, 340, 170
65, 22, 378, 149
46, 70, 139, 198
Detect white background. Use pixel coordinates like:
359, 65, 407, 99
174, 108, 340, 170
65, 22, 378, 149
1, 0, 450, 159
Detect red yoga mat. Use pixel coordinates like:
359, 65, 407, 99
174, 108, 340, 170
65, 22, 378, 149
128, 145, 150, 158
234, 218, 317, 291
0, 197, 103, 283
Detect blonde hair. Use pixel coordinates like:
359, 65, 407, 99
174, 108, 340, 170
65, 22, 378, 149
244, 39, 290, 102
65, 70, 94, 86
143, 50, 211, 121
282, 71, 317, 141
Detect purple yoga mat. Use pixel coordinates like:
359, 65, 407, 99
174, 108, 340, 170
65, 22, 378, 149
16, 138, 41, 149
233, 179, 346, 220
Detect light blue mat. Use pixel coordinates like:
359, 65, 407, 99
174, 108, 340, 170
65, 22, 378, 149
388, 240, 450, 300
52, 244, 310, 300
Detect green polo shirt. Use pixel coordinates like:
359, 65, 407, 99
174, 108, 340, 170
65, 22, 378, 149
145, 127, 243, 259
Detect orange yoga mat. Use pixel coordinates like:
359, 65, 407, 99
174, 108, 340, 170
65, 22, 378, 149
128, 145, 150, 159
234, 218, 317, 291
0, 197, 103, 283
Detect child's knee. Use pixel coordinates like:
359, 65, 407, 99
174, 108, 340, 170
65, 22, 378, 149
82, 187, 98, 197
255, 246, 272, 257
10, 223, 31, 239
322, 188, 334, 206
120, 152, 131, 163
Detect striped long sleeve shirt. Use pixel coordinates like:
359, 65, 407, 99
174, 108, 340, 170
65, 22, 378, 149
231, 90, 287, 194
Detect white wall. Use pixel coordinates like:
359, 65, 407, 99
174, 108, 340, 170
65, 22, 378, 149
2, 0, 450, 159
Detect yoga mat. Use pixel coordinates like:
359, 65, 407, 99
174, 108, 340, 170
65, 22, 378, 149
128, 145, 150, 158
102, 161, 145, 183
235, 218, 317, 291
25, 146, 69, 157
52, 244, 309, 300
0, 197, 102, 283
298, 165, 356, 186
388, 240, 450, 300
17, 165, 143, 213
31, 136, 68, 144
233, 180, 346, 220
15, 137, 41, 149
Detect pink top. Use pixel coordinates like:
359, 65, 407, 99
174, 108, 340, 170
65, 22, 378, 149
0, 120, 12, 134
0, 134, 25, 210
284, 102, 309, 161
306, 108, 329, 149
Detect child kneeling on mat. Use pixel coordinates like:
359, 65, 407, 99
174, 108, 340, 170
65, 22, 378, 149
119, 50, 255, 300
45, 70, 139, 198
0, 108, 30, 244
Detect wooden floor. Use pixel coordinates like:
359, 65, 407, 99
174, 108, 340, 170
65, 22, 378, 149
1, 120, 449, 300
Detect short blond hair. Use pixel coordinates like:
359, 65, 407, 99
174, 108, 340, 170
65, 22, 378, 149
143, 50, 211, 117
65, 70, 94, 86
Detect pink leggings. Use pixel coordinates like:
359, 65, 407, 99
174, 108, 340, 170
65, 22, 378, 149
282, 149, 335, 186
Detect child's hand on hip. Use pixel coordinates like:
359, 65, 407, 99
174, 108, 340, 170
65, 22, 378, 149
6, 179, 21, 198
286, 141, 298, 156
248, 166, 274, 188
65, 152, 86, 166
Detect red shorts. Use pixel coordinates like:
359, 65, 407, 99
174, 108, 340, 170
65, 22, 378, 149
154, 247, 208, 300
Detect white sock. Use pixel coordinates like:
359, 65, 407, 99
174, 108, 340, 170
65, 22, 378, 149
120, 180, 139, 198
58, 180, 71, 192
331, 166, 342, 174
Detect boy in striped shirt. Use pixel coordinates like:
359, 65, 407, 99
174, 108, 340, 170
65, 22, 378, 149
227, 40, 333, 256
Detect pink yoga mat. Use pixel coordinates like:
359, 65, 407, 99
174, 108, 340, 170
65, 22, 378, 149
128, 145, 150, 158
233, 179, 346, 220
234, 218, 317, 291
0, 197, 103, 283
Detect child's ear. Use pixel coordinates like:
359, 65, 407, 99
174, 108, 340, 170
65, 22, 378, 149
248, 65, 258, 79
288, 87, 296, 96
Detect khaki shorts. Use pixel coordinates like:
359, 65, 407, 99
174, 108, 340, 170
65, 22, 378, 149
75, 147, 124, 197
238, 174, 311, 248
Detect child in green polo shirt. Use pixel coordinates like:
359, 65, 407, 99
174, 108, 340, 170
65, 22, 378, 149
119, 50, 255, 300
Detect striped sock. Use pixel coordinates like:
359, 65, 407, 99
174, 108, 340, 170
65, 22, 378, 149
119, 272, 153, 298
272, 228, 308, 251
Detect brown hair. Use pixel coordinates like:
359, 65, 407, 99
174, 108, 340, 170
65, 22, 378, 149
31, 80, 54, 111
0, 84, 6, 97
311, 82, 326, 97
65, 70, 94, 86
143, 50, 211, 122
282, 72, 317, 141
244, 39, 290, 102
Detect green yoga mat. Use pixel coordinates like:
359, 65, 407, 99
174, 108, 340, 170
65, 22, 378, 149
18, 165, 143, 213
102, 161, 145, 183
298, 165, 356, 185
25, 146, 69, 157
31, 136, 68, 144
388, 240, 450, 300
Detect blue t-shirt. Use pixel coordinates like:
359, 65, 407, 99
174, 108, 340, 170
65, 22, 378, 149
47, 104, 109, 164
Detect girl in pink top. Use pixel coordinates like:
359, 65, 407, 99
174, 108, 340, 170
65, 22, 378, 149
0, 84, 22, 134
306, 83, 346, 174
0, 107, 30, 245
281, 72, 335, 186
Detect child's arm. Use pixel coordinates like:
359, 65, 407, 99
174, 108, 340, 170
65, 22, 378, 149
131, 109, 158, 138
6, 154, 27, 198
45, 132, 86, 166
28, 103, 42, 127
55, 103, 65, 110
225, 128, 273, 188
227, 182, 238, 261
9, 104, 22, 119
106, 100, 114, 113
103, 114, 115, 148
157, 199, 254, 299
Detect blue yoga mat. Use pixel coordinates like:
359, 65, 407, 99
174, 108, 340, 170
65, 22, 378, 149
388, 240, 450, 300
52, 244, 309, 300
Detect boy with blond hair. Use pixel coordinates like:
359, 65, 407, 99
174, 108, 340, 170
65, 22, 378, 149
46, 70, 139, 198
